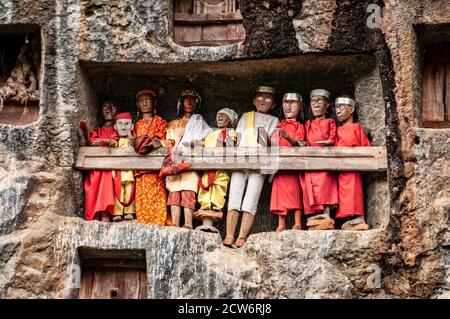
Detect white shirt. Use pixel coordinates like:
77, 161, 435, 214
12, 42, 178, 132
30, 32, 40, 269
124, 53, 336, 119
235, 111, 279, 147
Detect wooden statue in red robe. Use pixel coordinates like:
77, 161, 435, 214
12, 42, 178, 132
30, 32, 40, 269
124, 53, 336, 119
335, 96, 370, 230
270, 93, 306, 232
81, 100, 119, 222
299, 89, 338, 230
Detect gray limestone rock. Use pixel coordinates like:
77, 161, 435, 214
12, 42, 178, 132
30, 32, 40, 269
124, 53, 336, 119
0, 0, 449, 299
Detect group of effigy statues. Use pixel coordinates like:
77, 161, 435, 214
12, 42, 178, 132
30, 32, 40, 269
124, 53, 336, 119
81, 85, 371, 248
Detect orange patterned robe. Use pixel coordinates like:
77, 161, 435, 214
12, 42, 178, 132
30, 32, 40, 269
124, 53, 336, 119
134, 116, 171, 225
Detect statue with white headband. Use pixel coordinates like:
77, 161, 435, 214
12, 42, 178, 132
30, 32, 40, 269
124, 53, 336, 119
194, 107, 239, 233
335, 95, 371, 230
299, 89, 338, 230
269, 93, 306, 232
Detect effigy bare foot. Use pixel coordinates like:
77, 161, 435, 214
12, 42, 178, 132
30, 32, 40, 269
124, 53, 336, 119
112, 216, 122, 222
223, 235, 234, 247
308, 221, 335, 230
195, 225, 220, 234
124, 214, 134, 221
193, 209, 223, 221
292, 224, 302, 230
307, 214, 334, 230
183, 225, 193, 230
100, 213, 110, 222
275, 225, 286, 233
341, 218, 369, 231
234, 237, 246, 248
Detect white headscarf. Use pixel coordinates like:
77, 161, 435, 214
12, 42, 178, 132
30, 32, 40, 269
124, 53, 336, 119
217, 108, 238, 127
178, 114, 213, 146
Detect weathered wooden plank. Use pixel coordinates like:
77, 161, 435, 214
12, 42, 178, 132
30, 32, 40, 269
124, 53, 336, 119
175, 25, 203, 43
422, 121, 450, 128
90, 267, 117, 299
75, 146, 388, 172
114, 269, 126, 299
446, 62, 450, 122
422, 59, 445, 122
77, 146, 386, 158
274, 157, 386, 171
79, 156, 386, 171
203, 24, 228, 42
178, 146, 386, 157
77, 147, 165, 157
122, 269, 140, 299
138, 270, 147, 299
174, 12, 243, 24
75, 153, 86, 168
227, 22, 245, 41
78, 266, 94, 299
175, 39, 244, 46
83, 259, 146, 269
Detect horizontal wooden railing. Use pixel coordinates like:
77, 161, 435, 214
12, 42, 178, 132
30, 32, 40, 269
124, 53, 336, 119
75, 146, 388, 172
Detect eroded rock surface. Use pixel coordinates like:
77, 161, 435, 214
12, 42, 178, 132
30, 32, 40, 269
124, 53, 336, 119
0, 0, 449, 299
0, 214, 390, 298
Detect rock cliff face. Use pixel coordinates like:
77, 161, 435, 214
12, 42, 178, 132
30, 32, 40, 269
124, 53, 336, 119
1, 213, 390, 299
0, 0, 449, 298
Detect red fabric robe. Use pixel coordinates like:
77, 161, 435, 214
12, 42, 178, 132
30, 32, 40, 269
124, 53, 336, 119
270, 120, 305, 215
299, 118, 338, 214
84, 127, 119, 221
336, 123, 371, 219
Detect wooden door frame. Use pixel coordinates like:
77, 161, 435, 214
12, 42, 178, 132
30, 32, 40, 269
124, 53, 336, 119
79, 258, 148, 299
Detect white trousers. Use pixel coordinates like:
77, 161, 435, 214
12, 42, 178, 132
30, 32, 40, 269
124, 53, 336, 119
227, 170, 265, 215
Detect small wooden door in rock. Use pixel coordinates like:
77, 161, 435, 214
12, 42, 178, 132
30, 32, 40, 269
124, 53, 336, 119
422, 43, 450, 128
79, 259, 147, 299
174, 0, 245, 46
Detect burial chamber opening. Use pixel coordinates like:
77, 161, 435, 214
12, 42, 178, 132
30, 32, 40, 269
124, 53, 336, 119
77, 248, 147, 299
0, 25, 41, 125
77, 54, 389, 233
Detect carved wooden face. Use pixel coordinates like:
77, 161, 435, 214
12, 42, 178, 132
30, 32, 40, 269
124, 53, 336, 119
282, 100, 301, 119
114, 119, 134, 137
253, 93, 275, 114
102, 101, 118, 121
335, 103, 355, 123
310, 95, 330, 117
216, 112, 232, 128
137, 94, 155, 114
183, 95, 196, 114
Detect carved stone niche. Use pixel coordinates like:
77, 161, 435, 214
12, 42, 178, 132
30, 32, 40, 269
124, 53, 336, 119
173, 0, 246, 46
415, 24, 450, 128
79, 53, 389, 233
0, 26, 41, 125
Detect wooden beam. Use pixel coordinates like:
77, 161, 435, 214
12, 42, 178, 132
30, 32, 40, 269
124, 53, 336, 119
423, 121, 450, 128
75, 147, 388, 172
174, 12, 243, 25
175, 39, 243, 47
82, 259, 146, 269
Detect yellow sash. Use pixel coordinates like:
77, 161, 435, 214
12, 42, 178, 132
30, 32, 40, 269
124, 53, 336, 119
114, 138, 134, 181
246, 111, 258, 147
203, 130, 221, 147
